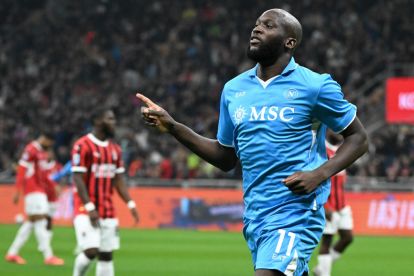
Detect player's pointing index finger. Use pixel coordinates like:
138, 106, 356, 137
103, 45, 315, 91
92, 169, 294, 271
136, 93, 164, 111
136, 93, 157, 108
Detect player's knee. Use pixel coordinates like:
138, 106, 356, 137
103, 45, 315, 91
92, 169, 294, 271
84, 248, 99, 259
343, 234, 354, 246
340, 231, 354, 247
28, 214, 47, 222
321, 234, 333, 246
98, 251, 113, 261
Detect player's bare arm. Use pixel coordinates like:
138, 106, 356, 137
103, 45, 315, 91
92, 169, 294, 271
137, 93, 238, 172
13, 191, 21, 205
73, 172, 99, 227
284, 117, 368, 194
14, 165, 26, 204
324, 208, 333, 221
114, 174, 139, 224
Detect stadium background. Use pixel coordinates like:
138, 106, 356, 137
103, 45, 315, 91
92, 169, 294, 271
0, 0, 413, 275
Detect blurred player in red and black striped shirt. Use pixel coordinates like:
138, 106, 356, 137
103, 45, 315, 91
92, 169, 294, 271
5, 131, 64, 266
313, 130, 354, 276
71, 107, 139, 276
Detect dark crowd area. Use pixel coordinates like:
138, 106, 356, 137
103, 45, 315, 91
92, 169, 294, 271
0, 0, 413, 181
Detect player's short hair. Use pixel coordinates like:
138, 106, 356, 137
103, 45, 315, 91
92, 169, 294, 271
90, 106, 114, 124
39, 127, 55, 140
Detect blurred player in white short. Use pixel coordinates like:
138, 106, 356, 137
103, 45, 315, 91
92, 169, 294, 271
313, 132, 354, 276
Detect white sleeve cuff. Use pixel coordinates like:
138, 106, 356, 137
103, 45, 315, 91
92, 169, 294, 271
72, 166, 87, 173
115, 167, 125, 174
18, 160, 31, 168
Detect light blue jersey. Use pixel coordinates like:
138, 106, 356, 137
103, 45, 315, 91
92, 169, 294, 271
217, 58, 356, 274
217, 57, 356, 220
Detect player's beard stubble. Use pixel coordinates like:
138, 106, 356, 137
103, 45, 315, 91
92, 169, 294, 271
246, 37, 285, 67
102, 124, 115, 139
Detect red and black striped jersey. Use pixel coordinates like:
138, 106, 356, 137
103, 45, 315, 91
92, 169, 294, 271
325, 141, 347, 211
16, 141, 49, 195
71, 133, 125, 218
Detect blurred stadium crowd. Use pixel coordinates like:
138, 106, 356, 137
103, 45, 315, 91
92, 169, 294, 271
0, 0, 412, 181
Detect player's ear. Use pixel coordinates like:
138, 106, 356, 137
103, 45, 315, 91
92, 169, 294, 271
285, 37, 297, 50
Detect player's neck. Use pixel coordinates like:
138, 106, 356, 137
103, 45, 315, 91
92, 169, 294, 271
257, 54, 291, 81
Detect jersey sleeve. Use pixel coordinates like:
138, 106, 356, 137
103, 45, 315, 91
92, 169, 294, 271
216, 87, 235, 147
16, 146, 35, 191
71, 141, 90, 173
313, 74, 357, 133
18, 146, 36, 168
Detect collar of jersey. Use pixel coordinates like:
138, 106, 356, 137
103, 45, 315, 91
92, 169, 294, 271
87, 133, 109, 147
248, 57, 298, 78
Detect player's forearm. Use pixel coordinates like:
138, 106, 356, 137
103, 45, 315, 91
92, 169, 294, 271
317, 119, 368, 180
169, 122, 237, 171
73, 174, 91, 204
114, 177, 132, 203
114, 176, 138, 213
117, 188, 132, 203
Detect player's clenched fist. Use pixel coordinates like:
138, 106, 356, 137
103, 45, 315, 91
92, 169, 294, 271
136, 93, 176, 133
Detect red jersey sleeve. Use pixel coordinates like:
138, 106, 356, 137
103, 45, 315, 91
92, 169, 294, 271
15, 146, 36, 191
18, 145, 36, 168
71, 139, 91, 173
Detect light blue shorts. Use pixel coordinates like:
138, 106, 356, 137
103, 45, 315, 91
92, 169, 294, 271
243, 207, 325, 275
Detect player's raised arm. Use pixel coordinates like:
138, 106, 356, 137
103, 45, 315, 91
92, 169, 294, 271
136, 93, 238, 172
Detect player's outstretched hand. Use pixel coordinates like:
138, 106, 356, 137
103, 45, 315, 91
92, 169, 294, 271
88, 210, 100, 228
282, 171, 324, 194
136, 93, 176, 133
325, 208, 333, 221
130, 208, 139, 225
13, 192, 20, 205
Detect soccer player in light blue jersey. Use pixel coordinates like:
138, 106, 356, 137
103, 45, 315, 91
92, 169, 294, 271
137, 8, 368, 276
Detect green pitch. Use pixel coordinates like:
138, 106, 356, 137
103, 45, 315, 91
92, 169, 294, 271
0, 224, 412, 275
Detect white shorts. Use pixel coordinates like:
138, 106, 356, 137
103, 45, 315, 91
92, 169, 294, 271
24, 192, 49, 216
74, 214, 120, 252
324, 205, 353, 235
48, 201, 58, 217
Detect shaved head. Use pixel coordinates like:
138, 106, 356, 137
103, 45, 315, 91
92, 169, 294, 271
247, 8, 303, 65
264, 9, 302, 49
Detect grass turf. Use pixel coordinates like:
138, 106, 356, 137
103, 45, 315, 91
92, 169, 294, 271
0, 224, 412, 275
